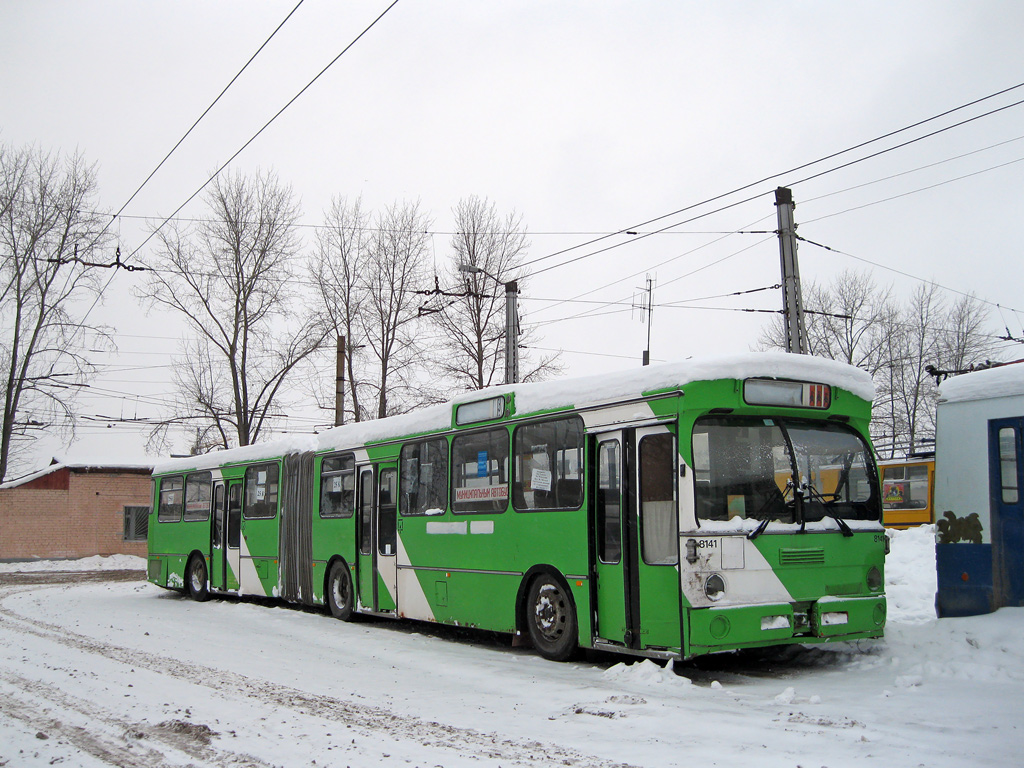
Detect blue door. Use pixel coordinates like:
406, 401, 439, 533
990, 418, 1024, 607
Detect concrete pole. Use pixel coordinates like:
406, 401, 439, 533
775, 187, 808, 354
335, 335, 345, 426
504, 280, 519, 384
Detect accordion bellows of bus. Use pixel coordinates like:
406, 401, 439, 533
148, 351, 887, 662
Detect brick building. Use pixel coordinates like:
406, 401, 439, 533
0, 462, 153, 561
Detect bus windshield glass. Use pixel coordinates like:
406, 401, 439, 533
692, 416, 878, 524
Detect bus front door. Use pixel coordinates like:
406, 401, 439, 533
591, 426, 681, 652
356, 464, 399, 613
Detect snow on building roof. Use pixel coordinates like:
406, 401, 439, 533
938, 361, 1024, 404
0, 461, 154, 490
153, 351, 874, 475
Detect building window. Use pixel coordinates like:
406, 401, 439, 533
124, 506, 150, 541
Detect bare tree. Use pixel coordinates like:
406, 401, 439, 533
309, 197, 372, 423
938, 292, 994, 372
882, 283, 943, 455
139, 169, 327, 450
759, 271, 996, 457
759, 269, 895, 374
428, 196, 561, 390
431, 196, 527, 389
360, 201, 435, 418
0, 144, 111, 480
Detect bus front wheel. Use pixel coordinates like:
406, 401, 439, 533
186, 555, 209, 602
326, 561, 355, 621
525, 574, 578, 661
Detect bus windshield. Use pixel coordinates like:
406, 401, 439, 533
692, 416, 879, 524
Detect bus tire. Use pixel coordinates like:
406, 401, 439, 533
525, 573, 578, 661
326, 561, 355, 621
186, 554, 209, 602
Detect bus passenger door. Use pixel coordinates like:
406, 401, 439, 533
376, 464, 398, 613
211, 481, 226, 591
591, 430, 633, 646
633, 425, 681, 651
225, 482, 242, 591
356, 464, 399, 613
591, 425, 681, 651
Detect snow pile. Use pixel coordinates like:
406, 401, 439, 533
603, 658, 692, 686
0, 554, 145, 573
885, 524, 937, 624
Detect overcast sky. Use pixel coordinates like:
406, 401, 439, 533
2, 1, 1023, 468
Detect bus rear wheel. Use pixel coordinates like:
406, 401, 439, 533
525, 574, 578, 661
326, 561, 355, 621
186, 555, 209, 602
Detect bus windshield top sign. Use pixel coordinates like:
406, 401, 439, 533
744, 379, 831, 409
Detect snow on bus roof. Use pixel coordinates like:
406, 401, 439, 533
152, 352, 873, 475
938, 361, 1024, 404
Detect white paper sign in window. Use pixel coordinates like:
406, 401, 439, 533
531, 468, 552, 492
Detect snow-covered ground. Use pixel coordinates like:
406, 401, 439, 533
0, 526, 1020, 767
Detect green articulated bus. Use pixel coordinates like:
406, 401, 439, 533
147, 352, 887, 662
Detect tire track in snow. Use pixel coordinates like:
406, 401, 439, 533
0, 577, 636, 768
0, 671, 272, 768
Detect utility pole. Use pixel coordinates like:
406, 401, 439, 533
775, 187, 808, 354
635, 275, 654, 365
504, 280, 520, 385
335, 335, 345, 426
459, 264, 519, 385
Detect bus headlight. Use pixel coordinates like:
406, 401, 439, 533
866, 566, 883, 592
704, 573, 726, 602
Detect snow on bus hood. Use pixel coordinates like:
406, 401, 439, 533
153, 352, 873, 475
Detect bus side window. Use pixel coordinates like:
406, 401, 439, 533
320, 453, 356, 518
158, 476, 184, 522
512, 417, 584, 512
400, 438, 449, 516
184, 472, 213, 522
244, 463, 280, 519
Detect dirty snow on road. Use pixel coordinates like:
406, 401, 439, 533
0, 526, 1021, 767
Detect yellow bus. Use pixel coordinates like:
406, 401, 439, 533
878, 456, 935, 528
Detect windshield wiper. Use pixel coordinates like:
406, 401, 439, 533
802, 483, 854, 537
747, 480, 794, 540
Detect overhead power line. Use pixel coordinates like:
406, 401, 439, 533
521, 81, 1024, 278
107, 0, 307, 229
122, 0, 402, 267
